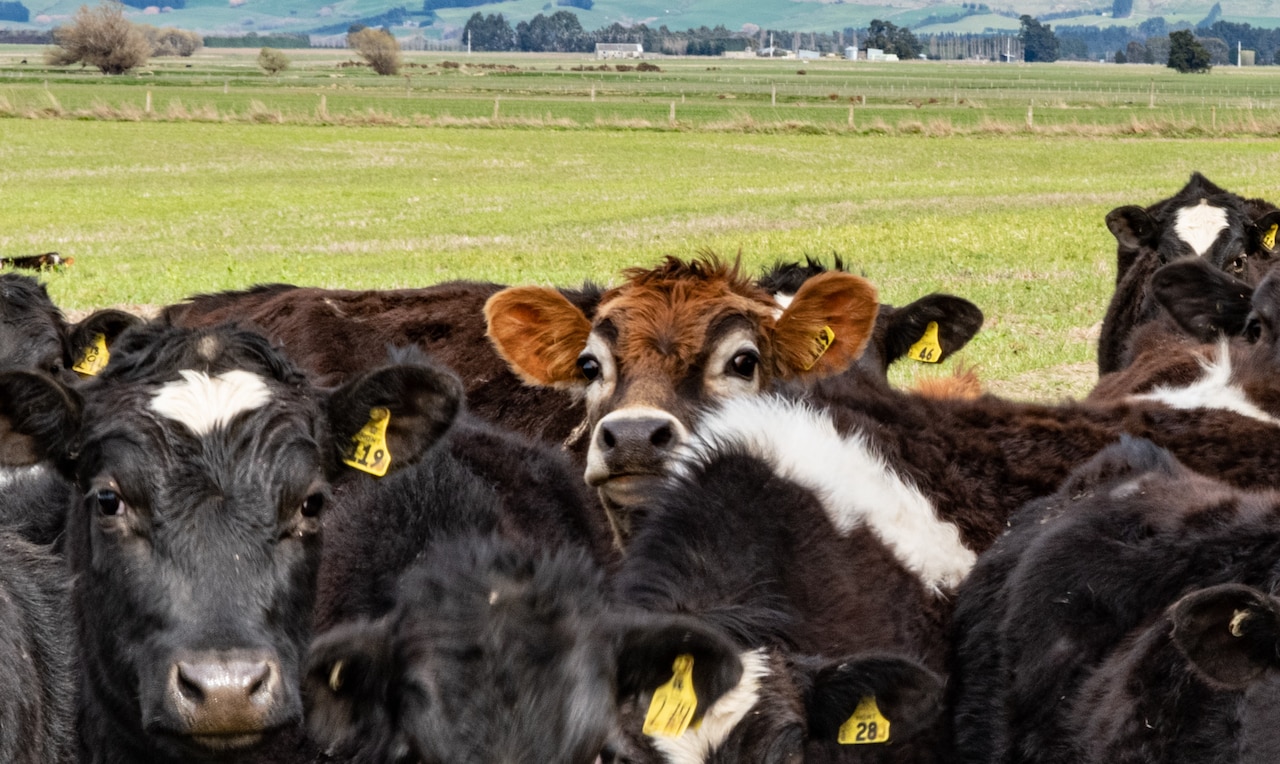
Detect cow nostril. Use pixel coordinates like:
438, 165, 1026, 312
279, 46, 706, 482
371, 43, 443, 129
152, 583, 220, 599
650, 423, 673, 449
176, 666, 205, 704
602, 427, 617, 449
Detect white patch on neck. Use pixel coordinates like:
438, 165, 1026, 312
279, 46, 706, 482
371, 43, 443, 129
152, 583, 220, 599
0, 464, 48, 490
1174, 202, 1228, 256
150, 369, 273, 436
684, 396, 975, 593
650, 649, 769, 764
1132, 342, 1280, 425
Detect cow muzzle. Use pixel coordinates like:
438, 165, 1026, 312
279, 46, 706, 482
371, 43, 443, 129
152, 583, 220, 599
584, 408, 688, 546
162, 650, 290, 750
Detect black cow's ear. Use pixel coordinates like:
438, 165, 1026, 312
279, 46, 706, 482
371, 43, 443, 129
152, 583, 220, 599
881, 293, 984, 367
303, 619, 397, 752
327, 362, 463, 477
0, 371, 82, 470
614, 613, 744, 729
1151, 259, 1254, 341
1171, 583, 1280, 689
64, 309, 144, 377
1249, 210, 1280, 256
801, 653, 943, 746
1106, 205, 1158, 253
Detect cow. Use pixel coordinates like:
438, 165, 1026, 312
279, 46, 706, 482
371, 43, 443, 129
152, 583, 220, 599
1098, 172, 1280, 373
486, 254, 880, 544
305, 535, 749, 764
758, 255, 984, 379
0, 324, 463, 762
0, 532, 75, 764
950, 437, 1280, 764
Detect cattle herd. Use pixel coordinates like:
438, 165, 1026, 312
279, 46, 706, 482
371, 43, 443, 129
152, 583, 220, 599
4, 171, 1280, 763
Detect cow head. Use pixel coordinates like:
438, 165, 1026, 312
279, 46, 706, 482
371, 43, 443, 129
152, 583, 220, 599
485, 255, 878, 544
0, 325, 462, 761
304, 536, 744, 764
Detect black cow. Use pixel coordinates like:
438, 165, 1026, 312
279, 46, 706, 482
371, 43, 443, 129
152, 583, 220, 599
0, 324, 462, 763
951, 438, 1280, 764
758, 256, 984, 378
1099, 172, 1280, 373
0, 272, 139, 380
0, 532, 75, 764
306, 535, 747, 764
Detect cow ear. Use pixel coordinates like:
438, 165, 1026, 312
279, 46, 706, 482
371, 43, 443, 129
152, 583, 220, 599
1171, 583, 1280, 689
1151, 259, 1254, 341
327, 362, 463, 477
0, 371, 82, 469
1249, 210, 1280, 256
1106, 205, 1158, 252
303, 619, 397, 752
65, 309, 144, 377
801, 653, 944, 745
613, 613, 744, 726
774, 272, 878, 381
485, 287, 593, 388
881, 293, 984, 367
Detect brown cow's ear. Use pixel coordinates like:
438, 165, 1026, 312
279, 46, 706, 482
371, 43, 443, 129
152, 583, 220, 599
774, 272, 878, 380
485, 287, 593, 388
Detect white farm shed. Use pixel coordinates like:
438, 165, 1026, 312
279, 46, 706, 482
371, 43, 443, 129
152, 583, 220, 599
596, 43, 643, 59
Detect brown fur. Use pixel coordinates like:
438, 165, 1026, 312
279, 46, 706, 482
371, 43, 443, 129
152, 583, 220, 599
912, 367, 983, 400
773, 271, 878, 380
484, 287, 593, 387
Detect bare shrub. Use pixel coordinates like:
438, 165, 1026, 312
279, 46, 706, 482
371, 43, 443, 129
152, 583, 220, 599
258, 46, 289, 76
47, 2, 150, 74
145, 26, 202, 57
347, 28, 400, 76
636, 61, 660, 72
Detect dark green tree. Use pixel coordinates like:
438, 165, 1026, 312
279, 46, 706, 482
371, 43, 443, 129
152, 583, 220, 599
1114, 47, 1127, 63
516, 10, 588, 52
1125, 40, 1146, 63
1167, 29, 1211, 72
865, 18, 921, 58
462, 12, 514, 51
1111, 0, 1133, 17
1018, 15, 1059, 62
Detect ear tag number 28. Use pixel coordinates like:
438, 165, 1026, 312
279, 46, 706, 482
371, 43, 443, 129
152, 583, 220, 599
643, 654, 698, 738
72, 333, 110, 376
342, 407, 392, 477
838, 696, 891, 745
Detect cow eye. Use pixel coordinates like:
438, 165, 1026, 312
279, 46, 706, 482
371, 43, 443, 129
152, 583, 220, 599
728, 350, 759, 379
576, 354, 601, 382
1230, 254, 1247, 274
94, 489, 123, 516
1246, 315, 1264, 343
301, 493, 325, 518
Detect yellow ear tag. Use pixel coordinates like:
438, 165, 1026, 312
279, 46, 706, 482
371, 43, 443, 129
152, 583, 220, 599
643, 654, 698, 738
802, 325, 837, 371
72, 333, 109, 377
342, 407, 392, 477
1264, 224, 1278, 251
907, 321, 943, 364
838, 695, 891, 745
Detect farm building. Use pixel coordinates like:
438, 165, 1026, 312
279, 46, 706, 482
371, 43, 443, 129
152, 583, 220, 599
595, 43, 642, 59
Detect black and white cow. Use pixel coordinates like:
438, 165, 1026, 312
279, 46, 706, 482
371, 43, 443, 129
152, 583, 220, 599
0, 532, 75, 764
951, 437, 1280, 764
0, 324, 462, 763
305, 535, 748, 764
1099, 172, 1280, 373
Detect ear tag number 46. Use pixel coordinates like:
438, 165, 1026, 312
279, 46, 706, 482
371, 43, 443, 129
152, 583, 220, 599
643, 654, 698, 738
908, 321, 943, 364
343, 407, 392, 477
838, 696, 891, 745
72, 333, 109, 377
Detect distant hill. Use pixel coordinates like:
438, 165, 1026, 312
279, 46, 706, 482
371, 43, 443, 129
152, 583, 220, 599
5, 0, 1268, 42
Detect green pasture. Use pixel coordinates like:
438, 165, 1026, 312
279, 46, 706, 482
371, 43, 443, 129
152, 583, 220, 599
3, 52, 1280, 401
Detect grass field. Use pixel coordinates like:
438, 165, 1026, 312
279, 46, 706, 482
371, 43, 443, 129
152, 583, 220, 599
3, 51, 1279, 400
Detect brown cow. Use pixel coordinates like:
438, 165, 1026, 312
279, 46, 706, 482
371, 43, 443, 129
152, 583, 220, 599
486, 254, 879, 544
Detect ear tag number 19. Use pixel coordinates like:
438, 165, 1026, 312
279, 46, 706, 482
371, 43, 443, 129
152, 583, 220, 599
908, 321, 943, 364
838, 695, 891, 745
343, 407, 392, 477
643, 654, 698, 738
72, 333, 109, 377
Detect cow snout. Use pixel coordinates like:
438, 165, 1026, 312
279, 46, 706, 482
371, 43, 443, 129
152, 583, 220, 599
166, 651, 284, 742
594, 414, 683, 477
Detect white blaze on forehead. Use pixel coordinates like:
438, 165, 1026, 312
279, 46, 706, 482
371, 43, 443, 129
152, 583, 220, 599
684, 395, 976, 592
1133, 341, 1280, 426
650, 649, 769, 764
1174, 202, 1229, 256
150, 369, 273, 436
